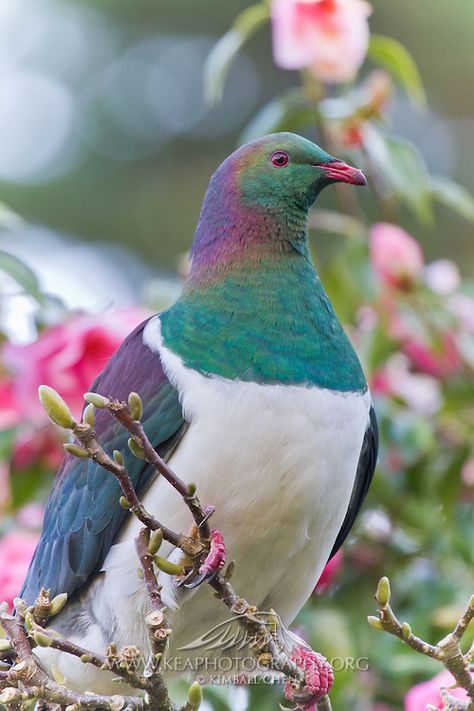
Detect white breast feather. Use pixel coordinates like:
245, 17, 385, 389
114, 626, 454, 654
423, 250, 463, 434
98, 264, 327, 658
43, 314, 372, 691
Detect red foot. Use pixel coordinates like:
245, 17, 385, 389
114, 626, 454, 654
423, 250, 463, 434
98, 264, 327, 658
199, 529, 226, 576
284, 646, 334, 708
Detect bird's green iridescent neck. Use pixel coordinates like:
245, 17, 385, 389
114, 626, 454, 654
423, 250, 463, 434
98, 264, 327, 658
160, 137, 367, 393
160, 242, 366, 393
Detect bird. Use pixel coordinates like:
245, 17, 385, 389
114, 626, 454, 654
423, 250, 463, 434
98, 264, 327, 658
21, 132, 378, 694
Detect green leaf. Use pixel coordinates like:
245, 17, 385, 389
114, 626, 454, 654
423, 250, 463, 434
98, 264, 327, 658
0, 249, 42, 301
364, 127, 433, 223
369, 34, 426, 106
430, 175, 474, 222
203, 3, 270, 105
240, 88, 319, 143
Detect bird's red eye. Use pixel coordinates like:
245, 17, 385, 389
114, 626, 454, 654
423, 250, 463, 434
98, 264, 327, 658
271, 151, 290, 168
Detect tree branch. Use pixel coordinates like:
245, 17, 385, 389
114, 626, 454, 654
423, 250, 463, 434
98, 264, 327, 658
369, 577, 474, 711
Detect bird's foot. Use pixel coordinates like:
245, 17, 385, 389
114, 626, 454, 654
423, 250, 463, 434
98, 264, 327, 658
199, 504, 216, 527
182, 529, 227, 589
284, 646, 334, 709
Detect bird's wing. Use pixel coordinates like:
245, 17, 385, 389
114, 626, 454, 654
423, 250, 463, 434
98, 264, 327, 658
329, 405, 378, 559
21, 318, 186, 605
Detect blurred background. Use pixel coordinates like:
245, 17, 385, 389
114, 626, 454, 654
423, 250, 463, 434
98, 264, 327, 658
0, 1, 473, 710
0, 0, 473, 282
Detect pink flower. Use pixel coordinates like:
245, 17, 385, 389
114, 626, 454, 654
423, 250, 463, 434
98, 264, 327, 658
314, 549, 343, 592
448, 293, 474, 333
370, 223, 424, 290
424, 259, 460, 295
16, 503, 45, 530
3, 307, 149, 422
403, 333, 462, 379
405, 669, 470, 711
372, 354, 442, 415
0, 531, 39, 608
12, 426, 64, 472
272, 0, 371, 84
0, 377, 21, 430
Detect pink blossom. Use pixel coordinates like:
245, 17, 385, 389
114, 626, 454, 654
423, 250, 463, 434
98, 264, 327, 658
424, 259, 460, 295
16, 503, 45, 530
372, 354, 442, 415
314, 549, 343, 592
369, 223, 424, 290
0, 531, 39, 607
271, 0, 371, 84
403, 333, 462, 379
3, 307, 149, 422
405, 669, 470, 711
0, 377, 21, 430
356, 305, 378, 332
12, 426, 64, 471
448, 293, 474, 333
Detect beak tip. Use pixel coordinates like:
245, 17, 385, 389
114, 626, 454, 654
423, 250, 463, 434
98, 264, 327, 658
320, 160, 367, 187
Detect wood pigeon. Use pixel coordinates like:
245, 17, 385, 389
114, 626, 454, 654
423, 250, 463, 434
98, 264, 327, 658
21, 132, 377, 693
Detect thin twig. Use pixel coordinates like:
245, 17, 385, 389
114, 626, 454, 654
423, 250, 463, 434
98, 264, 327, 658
109, 402, 211, 540
372, 579, 474, 711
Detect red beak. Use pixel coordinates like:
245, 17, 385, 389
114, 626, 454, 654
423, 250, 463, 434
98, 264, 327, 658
318, 160, 367, 186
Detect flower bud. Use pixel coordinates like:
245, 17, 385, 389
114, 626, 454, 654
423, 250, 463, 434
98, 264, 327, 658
367, 615, 384, 631
402, 622, 412, 639
64, 443, 89, 459
84, 392, 109, 409
83, 403, 95, 427
34, 630, 52, 647
38, 385, 75, 429
113, 450, 124, 466
375, 576, 391, 607
148, 529, 163, 555
128, 437, 145, 460
119, 496, 131, 509
188, 681, 203, 709
153, 556, 184, 576
128, 392, 143, 421
50, 593, 68, 617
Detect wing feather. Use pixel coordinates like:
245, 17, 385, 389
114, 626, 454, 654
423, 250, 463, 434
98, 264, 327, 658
21, 317, 185, 604
329, 405, 378, 559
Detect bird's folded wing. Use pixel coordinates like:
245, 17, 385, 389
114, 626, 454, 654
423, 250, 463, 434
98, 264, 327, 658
329, 405, 378, 559
21, 318, 186, 605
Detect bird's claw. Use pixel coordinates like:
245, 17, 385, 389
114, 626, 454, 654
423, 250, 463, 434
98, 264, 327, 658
199, 505, 216, 528
183, 570, 210, 589
177, 529, 226, 589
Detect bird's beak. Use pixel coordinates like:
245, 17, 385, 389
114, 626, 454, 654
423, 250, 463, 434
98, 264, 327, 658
317, 160, 367, 187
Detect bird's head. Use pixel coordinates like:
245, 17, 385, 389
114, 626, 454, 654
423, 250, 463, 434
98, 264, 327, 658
191, 132, 366, 268
220, 132, 366, 213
